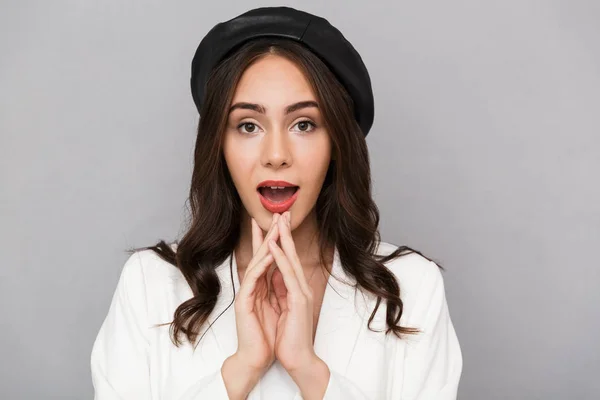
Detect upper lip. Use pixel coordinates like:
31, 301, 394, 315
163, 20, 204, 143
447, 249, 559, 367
257, 180, 299, 189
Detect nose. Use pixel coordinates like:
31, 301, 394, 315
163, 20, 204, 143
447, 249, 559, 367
260, 127, 292, 169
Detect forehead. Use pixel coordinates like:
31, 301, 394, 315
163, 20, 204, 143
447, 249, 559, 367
231, 54, 317, 106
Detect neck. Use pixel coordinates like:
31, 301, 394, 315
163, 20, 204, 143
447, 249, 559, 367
235, 209, 333, 274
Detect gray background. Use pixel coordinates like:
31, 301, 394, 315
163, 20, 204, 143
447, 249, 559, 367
1, 0, 598, 399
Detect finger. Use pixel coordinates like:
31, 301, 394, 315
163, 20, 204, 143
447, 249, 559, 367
269, 285, 281, 314
267, 239, 304, 302
253, 220, 279, 266
271, 268, 288, 313
251, 218, 263, 256
247, 214, 280, 274
238, 252, 274, 301
278, 212, 310, 294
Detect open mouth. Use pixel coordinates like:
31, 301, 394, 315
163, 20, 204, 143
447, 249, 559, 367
257, 186, 300, 213
257, 186, 299, 203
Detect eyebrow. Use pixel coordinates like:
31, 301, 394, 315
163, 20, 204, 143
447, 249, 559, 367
228, 100, 319, 115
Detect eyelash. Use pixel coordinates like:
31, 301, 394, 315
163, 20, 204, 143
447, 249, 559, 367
236, 120, 317, 134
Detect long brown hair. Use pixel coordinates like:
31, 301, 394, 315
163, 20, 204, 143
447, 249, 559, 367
131, 37, 441, 348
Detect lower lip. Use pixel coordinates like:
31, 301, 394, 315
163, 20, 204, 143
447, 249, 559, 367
258, 188, 299, 214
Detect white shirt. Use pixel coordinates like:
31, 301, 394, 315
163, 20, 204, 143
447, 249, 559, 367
91, 241, 462, 399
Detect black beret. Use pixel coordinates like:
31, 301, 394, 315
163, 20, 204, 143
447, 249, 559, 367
190, 6, 375, 136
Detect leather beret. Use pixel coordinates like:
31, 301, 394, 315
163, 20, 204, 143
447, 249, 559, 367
190, 6, 374, 136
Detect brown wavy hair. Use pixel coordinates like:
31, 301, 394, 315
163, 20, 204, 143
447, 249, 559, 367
130, 37, 441, 348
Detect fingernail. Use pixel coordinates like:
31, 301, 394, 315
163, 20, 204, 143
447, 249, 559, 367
286, 212, 291, 224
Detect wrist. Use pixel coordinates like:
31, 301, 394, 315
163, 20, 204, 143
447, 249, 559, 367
288, 356, 330, 400
221, 353, 263, 399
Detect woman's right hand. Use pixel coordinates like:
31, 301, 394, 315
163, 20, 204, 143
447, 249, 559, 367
233, 212, 282, 374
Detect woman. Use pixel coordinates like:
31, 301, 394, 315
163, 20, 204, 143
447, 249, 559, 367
91, 6, 462, 400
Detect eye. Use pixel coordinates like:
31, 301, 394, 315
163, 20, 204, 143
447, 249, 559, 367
292, 120, 317, 133
237, 122, 261, 134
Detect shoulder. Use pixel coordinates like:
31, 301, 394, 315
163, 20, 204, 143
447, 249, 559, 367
374, 241, 446, 320
375, 241, 443, 292
118, 243, 182, 294
108, 243, 187, 325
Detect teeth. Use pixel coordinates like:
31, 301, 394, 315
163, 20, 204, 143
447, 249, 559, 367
259, 185, 297, 190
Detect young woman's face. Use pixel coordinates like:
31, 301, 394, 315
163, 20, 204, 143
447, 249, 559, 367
223, 54, 332, 230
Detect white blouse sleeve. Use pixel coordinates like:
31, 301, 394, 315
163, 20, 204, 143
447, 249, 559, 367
90, 252, 230, 400
396, 260, 463, 399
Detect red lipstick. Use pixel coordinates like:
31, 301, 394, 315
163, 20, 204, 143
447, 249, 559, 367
257, 180, 299, 214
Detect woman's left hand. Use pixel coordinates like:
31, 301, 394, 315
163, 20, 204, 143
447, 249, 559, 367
267, 211, 317, 373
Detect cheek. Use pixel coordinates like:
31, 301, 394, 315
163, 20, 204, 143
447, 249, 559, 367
297, 148, 331, 192
227, 160, 255, 196
223, 142, 255, 189
300, 139, 331, 172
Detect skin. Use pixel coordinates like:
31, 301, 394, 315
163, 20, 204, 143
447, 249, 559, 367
223, 54, 334, 278
221, 54, 334, 399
